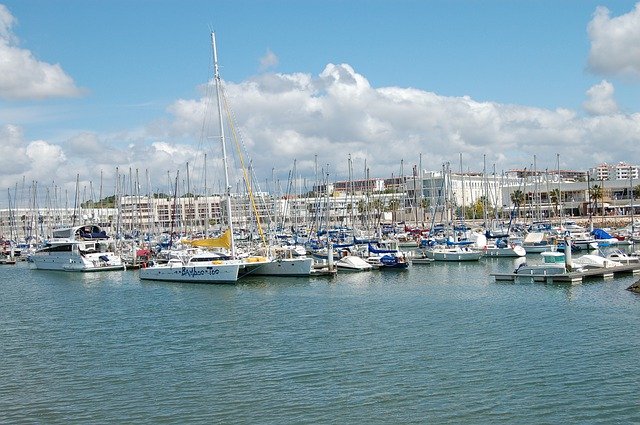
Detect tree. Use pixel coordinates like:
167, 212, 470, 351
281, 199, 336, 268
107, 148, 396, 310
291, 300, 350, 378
387, 198, 400, 223
549, 188, 561, 217
589, 185, 603, 216
387, 199, 400, 212
357, 199, 367, 215
370, 199, 384, 214
510, 190, 525, 217
460, 198, 483, 221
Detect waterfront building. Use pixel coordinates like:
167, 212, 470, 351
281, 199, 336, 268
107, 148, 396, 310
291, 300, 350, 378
589, 162, 639, 181
3, 164, 640, 241
405, 169, 521, 221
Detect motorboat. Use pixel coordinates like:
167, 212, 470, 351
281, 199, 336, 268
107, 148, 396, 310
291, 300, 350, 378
29, 224, 124, 272
571, 254, 622, 269
601, 249, 640, 264
513, 249, 566, 276
335, 255, 374, 271
522, 232, 556, 254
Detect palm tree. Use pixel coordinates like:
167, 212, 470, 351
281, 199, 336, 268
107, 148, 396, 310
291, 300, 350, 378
589, 185, 604, 216
370, 198, 384, 216
357, 199, 366, 215
420, 198, 430, 225
549, 188, 561, 217
387, 198, 400, 222
510, 190, 525, 218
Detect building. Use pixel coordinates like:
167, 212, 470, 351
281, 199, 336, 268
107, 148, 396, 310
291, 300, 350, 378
589, 162, 639, 181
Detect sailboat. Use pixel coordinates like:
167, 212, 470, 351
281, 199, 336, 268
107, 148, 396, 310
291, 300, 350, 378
139, 33, 250, 283
421, 163, 482, 262
141, 33, 312, 282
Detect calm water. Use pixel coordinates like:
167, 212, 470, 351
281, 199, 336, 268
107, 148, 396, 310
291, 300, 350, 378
1, 257, 639, 424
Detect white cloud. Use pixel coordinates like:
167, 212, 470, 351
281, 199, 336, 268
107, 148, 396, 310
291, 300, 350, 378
587, 3, 640, 79
2, 63, 640, 209
0, 124, 67, 185
0, 123, 209, 203
583, 80, 619, 116
0, 4, 83, 100
159, 63, 640, 183
259, 48, 278, 71
0, 3, 17, 42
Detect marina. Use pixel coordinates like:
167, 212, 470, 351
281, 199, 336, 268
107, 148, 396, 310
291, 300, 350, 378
3, 1, 640, 422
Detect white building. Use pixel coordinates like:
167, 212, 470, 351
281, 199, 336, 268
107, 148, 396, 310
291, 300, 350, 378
590, 162, 639, 181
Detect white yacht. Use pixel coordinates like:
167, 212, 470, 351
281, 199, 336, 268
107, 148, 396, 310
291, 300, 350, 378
30, 224, 124, 272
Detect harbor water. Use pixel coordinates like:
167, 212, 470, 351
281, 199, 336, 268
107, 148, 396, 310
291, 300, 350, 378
1, 257, 639, 423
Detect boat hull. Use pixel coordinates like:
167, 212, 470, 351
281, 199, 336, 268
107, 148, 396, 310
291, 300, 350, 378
30, 252, 124, 272
483, 245, 527, 257
242, 257, 313, 276
424, 248, 482, 261
335, 255, 374, 271
139, 262, 241, 283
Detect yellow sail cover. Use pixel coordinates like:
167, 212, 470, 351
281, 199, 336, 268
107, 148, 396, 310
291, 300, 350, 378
183, 229, 232, 249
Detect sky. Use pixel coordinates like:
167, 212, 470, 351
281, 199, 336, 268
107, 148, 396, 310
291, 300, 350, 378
1, 0, 640, 207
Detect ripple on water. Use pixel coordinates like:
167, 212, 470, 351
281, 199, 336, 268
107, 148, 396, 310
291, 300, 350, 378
1, 260, 639, 423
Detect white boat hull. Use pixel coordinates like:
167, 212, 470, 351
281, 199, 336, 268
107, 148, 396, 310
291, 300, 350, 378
515, 264, 566, 276
424, 247, 482, 261
523, 244, 555, 254
242, 257, 313, 276
335, 255, 374, 271
30, 252, 124, 272
482, 245, 527, 257
139, 261, 241, 283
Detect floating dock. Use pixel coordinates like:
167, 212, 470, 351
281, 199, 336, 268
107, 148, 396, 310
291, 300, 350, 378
492, 264, 640, 284
311, 263, 338, 277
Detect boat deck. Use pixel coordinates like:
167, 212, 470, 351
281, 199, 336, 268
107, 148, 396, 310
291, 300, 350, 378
491, 264, 640, 284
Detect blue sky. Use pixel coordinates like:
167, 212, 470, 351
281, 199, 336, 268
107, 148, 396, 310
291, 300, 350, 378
1, 0, 640, 205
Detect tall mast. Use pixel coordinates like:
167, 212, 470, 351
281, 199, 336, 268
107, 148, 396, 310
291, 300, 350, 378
459, 153, 465, 225
212, 31, 236, 258
483, 154, 488, 229
204, 153, 208, 237
557, 153, 564, 229
630, 164, 635, 233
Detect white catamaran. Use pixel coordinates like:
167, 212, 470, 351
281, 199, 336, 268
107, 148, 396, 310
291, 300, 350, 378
139, 33, 250, 283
